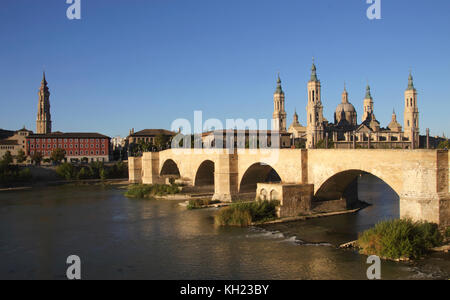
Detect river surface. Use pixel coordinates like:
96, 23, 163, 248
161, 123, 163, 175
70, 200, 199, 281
0, 176, 449, 280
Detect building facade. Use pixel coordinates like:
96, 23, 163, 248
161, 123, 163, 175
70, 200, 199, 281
27, 132, 110, 162
277, 60, 420, 149
127, 128, 177, 145
0, 127, 33, 161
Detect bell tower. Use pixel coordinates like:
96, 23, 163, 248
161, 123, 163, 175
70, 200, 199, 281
272, 74, 287, 132
36, 72, 52, 134
362, 84, 374, 122
306, 58, 324, 148
404, 72, 419, 148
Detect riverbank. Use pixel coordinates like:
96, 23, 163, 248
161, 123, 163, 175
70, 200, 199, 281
0, 178, 129, 192
254, 207, 362, 225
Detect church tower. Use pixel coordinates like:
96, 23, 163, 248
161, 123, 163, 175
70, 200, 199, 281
403, 72, 419, 148
362, 84, 374, 121
306, 59, 324, 148
36, 72, 52, 134
272, 74, 287, 131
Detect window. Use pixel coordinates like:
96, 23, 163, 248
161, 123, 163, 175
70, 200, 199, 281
53, 139, 57, 142
96, 151, 99, 155
69, 151, 73, 155
102, 151, 105, 155
90, 151, 94, 155
80, 151, 83, 155
80, 144, 83, 148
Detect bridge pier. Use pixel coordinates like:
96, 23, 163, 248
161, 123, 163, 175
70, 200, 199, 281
400, 194, 450, 227
141, 152, 165, 184
212, 153, 238, 202
128, 156, 142, 184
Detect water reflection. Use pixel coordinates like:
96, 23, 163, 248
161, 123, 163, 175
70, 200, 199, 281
0, 179, 448, 280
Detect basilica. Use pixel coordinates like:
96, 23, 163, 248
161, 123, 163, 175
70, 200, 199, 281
273, 60, 420, 149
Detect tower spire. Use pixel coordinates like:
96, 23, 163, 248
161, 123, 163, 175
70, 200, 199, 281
275, 73, 283, 93
365, 84, 372, 99
42, 71, 47, 86
310, 57, 318, 81
407, 71, 415, 90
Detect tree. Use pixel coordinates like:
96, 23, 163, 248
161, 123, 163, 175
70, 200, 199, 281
31, 152, 43, 166
50, 148, 66, 164
1, 151, 13, 166
437, 139, 450, 149
315, 138, 334, 149
294, 139, 306, 149
155, 134, 169, 151
16, 149, 27, 164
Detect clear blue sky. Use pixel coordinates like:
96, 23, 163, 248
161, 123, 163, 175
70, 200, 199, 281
0, 0, 449, 138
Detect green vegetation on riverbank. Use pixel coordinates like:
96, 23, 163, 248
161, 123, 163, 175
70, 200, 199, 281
0, 151, 32, 185
124, 184, 180, 198
56, 161, 127, 181
186, 198, 221, 209
357, 219, 443, 260
214, 200, 279, 227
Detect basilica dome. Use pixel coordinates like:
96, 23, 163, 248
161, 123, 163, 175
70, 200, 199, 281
334, 86, 357, 126
335, 102, 356, 115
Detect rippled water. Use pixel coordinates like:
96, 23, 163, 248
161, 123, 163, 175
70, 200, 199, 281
0, 176, 449, 280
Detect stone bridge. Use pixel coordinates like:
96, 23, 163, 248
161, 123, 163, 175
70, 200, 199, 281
128, 149, 450, 226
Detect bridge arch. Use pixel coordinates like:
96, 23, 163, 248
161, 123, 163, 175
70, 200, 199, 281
160, 159, 181, 178
239, 162, 281, 193
315, 169, 400, 211
194, 160, 215, 188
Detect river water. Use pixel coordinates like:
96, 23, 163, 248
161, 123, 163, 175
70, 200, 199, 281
0, 176, 449, 280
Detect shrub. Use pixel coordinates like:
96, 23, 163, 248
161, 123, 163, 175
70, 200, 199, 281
357, 219, 443, 260
77, 167, 91, 180
214, 200, 279, 227
56, 163, 75, 180
445, 227, 450, 238
215, 207, 253, 227
18, 168, 32, 180
186, 198, 220, 210
124, 184, 180, 198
